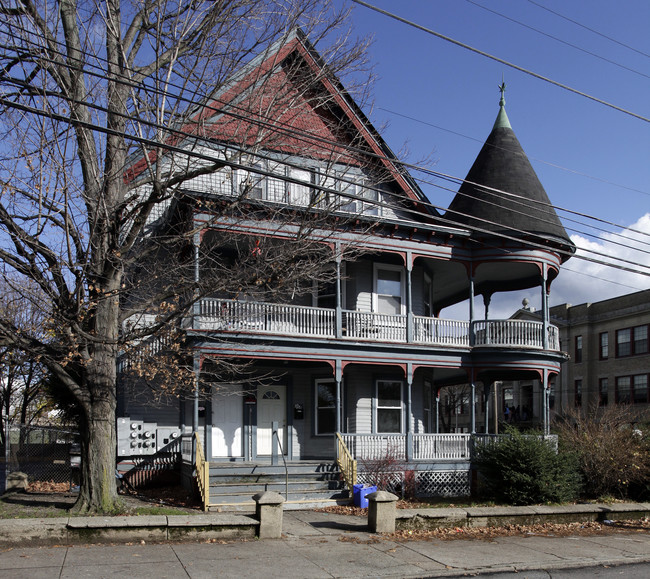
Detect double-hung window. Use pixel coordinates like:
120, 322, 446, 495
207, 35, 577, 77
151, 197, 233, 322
575, 335, 583, 363
374, 265, 404, 315
315, 379, 337, 435
599, 332, 609, 360
376, 380, 402, 433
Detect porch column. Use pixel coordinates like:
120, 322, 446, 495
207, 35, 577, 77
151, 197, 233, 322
406, 252, 413, 343
335, 359, 343, 433
405, 364, 413, 461
470, 370, 476, 434
192, 353, 201, 462
435, 389, 440, 434
193, 232, 200, 328
541, 266, 549, 350
483, 382, 490, 434
335, 244, 343, 339
483, 294, 491, 345
542, 367, 550, 436
469, 274, 476, 346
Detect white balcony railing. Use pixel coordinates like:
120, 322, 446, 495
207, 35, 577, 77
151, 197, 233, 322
344, 311, 406, 342
194, 298, 559, 351
414, 316, 471, 347
473, 319, 559, 350
198, 298, 335, 337
340, 433, 471, 461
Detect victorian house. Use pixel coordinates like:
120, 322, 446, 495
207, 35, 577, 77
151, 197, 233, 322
117, 30, 574, 510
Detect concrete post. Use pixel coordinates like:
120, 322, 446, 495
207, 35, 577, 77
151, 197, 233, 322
367, 490, 398, 533
253, 491, 285, 539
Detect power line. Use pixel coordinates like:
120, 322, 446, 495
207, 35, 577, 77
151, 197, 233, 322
1, 17, 649, 280
526, 0, 650, 60
351, 0, 650, 124
465, 0, 650, 80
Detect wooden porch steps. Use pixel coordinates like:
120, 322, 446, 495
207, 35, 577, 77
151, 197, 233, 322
206, 460, 350, 511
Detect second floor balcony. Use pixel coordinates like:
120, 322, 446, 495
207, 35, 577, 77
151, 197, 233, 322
191, 298, 560, 351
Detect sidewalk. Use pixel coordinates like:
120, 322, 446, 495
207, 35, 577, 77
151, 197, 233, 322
1, 509, 650, 578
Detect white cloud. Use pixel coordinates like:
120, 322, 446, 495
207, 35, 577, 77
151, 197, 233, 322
439, 213, 650, 320
550, 212, 650, 308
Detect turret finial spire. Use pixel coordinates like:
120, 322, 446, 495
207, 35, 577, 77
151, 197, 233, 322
492, 76, 511, 130
498, 77, 506, 107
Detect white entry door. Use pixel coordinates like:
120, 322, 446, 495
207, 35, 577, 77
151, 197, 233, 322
212, 385, 243, 458
257, 384, 286, 456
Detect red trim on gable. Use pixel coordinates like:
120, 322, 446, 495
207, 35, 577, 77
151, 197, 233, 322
124, 34, 427, 214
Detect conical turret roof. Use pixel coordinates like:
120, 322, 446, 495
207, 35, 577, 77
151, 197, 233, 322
446, 86, 573, 257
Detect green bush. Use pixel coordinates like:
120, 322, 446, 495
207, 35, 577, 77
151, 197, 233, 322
473, 429, 582, 505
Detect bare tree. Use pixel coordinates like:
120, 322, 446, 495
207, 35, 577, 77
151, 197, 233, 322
0, 0, 373, 513
0, 279, 55, 446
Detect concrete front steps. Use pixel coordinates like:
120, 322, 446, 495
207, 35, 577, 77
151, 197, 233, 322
206, 460, 351, 512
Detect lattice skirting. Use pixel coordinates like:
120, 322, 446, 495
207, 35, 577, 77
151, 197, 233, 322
357, 469, 471, 498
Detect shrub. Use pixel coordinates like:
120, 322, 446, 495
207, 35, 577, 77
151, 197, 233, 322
358, 443, 405, 494
555, 405, 650, 500
473, 428, 582, 505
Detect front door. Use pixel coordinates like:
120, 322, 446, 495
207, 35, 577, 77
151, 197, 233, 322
212, 385, 243, 458
257, 384, 286, 456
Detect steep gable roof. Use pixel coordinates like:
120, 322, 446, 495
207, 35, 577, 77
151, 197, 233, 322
127, 30, 437, 222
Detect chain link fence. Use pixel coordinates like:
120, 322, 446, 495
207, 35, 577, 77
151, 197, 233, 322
2, 423, 79, 490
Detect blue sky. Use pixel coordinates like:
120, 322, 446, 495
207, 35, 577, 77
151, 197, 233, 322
340, 0, 650, 316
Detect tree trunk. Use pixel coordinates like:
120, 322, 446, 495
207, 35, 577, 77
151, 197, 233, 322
71, 295, 122, 513
72, 396, 121, 513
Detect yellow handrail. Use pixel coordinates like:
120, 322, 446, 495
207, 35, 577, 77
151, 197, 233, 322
194, 432, 209, 510
336, 432, 357, 494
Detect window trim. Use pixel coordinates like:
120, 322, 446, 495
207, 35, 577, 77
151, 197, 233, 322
599, 332, 609, 360
314, 378, 338, 436
575, 335, 583, 363
616, 325, 649, 357
574, 379, 582, 407
599, 377, 608, 406
373, 264, 406, 316
615, 374, 650, 405
374, 379, 403, 434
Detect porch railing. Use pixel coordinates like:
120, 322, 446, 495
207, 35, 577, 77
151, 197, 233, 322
336, 433, 358, 493
195, 298, 559, 351
473, 319, 559, 350
412, 433, 470, 460
340, 433, 558, 463
414, 317, 471, 346
344, 311, 406, 341
194, 432, 210, 511
199, 298, 336, 337
340, 433, 407, 461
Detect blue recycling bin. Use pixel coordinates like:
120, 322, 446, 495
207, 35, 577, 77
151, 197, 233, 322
353, 484, 377, 508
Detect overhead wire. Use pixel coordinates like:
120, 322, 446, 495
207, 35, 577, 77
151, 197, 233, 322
464, 0, 650, 80
526, 0, 650, 60
0, 13, 649, 282
350, 0, 650, 124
